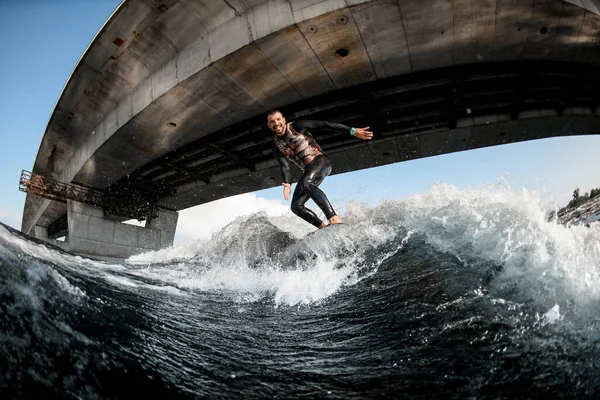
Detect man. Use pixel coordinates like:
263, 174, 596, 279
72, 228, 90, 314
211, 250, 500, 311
267, 109, 373, 229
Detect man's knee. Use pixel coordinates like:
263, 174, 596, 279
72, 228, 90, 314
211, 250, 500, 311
291, 202, 303, 216
299, 179, 315, 194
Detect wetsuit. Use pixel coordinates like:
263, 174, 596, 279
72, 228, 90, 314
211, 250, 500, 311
273, 120, 352, 227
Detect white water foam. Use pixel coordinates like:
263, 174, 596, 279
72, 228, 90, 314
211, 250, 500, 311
0, 225, 90, 300
542, 304, 562, 324
371, 180, 600, 313
123, 212, 400, 306
0, 224, 171, 296
4, 181, 598, 310
118, 181, 600, 309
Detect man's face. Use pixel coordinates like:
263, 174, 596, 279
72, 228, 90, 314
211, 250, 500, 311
267, 112, 286, 135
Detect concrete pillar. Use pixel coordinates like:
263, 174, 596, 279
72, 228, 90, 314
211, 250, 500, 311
145, 208, 178, 248
33, 223, 71, 252
33, 225, 48, 240
66, 200, 179, 258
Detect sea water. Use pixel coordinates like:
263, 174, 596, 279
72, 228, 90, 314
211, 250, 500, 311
1, 183, 599, 399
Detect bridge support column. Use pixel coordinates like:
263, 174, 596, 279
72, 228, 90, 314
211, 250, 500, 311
145, 208, 179, 248
65, 200, 178, 258
34, 225, 48, 240
33, 223, 70, 251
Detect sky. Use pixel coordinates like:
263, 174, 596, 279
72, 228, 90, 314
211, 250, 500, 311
1, 0, 599, 245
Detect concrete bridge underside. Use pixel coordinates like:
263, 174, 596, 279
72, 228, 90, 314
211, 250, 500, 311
22, 0, 600, 257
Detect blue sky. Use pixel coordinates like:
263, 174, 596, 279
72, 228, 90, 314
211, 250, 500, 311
1, 0, 599, 238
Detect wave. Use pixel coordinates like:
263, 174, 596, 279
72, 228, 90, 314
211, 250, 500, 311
118, 182, 600, 314
2, 181, 599, 313
125, 212, 404, 306
2, 182, 600, 398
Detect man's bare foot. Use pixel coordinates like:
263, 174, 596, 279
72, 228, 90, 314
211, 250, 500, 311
318, 223, 327, 229
328, 215, 344, 225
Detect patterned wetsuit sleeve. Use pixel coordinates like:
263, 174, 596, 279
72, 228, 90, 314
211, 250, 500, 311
292, 120, 352, 134
272, 141, 293, 184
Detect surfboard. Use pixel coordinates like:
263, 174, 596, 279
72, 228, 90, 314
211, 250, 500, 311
325, 223, 346, 229
305, 223, 348, 237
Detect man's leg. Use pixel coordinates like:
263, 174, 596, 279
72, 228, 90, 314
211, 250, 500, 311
290, 184, 325, 228
296, 155, 343, 225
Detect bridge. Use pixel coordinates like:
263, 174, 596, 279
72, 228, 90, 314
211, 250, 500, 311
21, 0, 600, 258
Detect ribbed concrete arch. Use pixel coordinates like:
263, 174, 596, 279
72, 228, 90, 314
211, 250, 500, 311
25, 0, 374, 233
23, 0, 600, 237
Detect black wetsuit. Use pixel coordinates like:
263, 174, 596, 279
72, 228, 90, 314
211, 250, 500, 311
273, 120, 352, 227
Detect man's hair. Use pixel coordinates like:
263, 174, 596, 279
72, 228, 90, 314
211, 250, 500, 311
267, 109, 283, 120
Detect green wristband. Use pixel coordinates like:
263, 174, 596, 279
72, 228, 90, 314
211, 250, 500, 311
350, 127, 356, 136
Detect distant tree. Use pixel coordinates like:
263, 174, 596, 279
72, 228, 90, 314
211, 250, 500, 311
567, 187, 589, 209
554, 185, 600, 222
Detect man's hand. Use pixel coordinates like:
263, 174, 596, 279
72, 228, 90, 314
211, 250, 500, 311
283, 183, 291, 200
354, 127, 373, 140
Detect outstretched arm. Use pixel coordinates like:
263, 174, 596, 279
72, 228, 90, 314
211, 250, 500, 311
292, 120, 373, 140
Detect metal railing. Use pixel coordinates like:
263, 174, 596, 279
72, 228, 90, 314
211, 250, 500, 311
19, 170, 161, 220
19, 170, 104, 207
